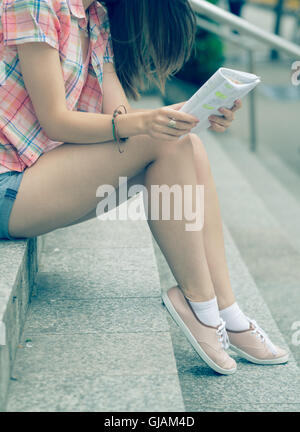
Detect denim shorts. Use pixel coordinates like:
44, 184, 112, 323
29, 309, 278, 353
0, 171, 24, 240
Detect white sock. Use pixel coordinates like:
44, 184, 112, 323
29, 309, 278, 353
220, 302, 250, 331
187, 296, 221, 327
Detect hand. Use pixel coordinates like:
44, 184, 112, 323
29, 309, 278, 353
164, 101, 187, 110
141, 102, 199, 141
208, 99, 242, 133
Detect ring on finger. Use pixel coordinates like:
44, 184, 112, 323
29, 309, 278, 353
210, 117, 229, 126
168, 118, 177, 129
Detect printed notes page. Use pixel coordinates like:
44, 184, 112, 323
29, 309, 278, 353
179, 68, 260, 133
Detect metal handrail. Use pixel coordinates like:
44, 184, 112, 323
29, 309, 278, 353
189, 0, 300, 58
189, 0, 300, 152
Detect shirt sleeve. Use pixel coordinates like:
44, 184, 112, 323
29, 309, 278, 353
2, 0, 60, 50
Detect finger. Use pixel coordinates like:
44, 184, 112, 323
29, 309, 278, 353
161, 125, 189, 137
158, 114, 197, 131
231, 99, 242, 112
160, 132, 182, 142
154, 120, 192, 137
165, 101, 187, 111
163, 118, 198, 131
209, 121, 226, 133
209, 116, 230, 128
163, 107, 199, 125
218, 107, 234, 122
155, 123, 184, 138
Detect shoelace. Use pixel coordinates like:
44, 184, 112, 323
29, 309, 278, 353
216, 318, 229, 350
246, 316, 278, 355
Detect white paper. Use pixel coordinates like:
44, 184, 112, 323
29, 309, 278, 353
179, 67, 260, 133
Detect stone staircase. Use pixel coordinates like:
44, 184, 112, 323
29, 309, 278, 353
1, 103, 300, 411
153, 130, 300, 411
0, 238, 39, 410
4, 218, 184, 412
206, 132, 300, 368
154, 225, 300, 411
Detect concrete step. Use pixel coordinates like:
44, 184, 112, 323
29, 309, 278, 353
258, 148, 300, 207
5, 216, 184, 412
0, 238, 39, 411
221, 136, 300, 254
153, 225, 300, 412
201, 130, 300, 369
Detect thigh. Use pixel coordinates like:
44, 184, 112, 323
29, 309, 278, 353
9, 135, 157, 238
63, 170, 147, 228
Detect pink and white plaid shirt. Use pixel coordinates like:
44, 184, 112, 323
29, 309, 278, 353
0, 0, 114, 173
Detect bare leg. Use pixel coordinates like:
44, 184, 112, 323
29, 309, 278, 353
191, 135, 235, 309
61, 170, 146, 227
9, 133, 215, 301
144, 139, 214, 301
65, 134, 236, 308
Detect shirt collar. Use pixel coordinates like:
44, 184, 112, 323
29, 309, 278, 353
67, 0, 106, 19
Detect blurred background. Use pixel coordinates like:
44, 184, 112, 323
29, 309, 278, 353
134, 0, 300, 194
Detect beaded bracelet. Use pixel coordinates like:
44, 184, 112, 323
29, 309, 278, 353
112, 104, 129, 153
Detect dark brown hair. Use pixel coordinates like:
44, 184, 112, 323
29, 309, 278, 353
99, 0, 196, 100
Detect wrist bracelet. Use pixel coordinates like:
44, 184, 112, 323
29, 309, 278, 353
112, 104, 129, 153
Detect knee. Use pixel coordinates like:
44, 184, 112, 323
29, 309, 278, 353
175, 134, 211, 172
152, 133, 211, 173
189, 133, 211, 176
155, 133, 198, 159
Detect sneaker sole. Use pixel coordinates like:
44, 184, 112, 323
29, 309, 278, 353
230, 344, 289, 365
162, 292, 236, 375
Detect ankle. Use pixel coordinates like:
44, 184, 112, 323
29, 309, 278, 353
184, 291, 215, 303
181, 284, 215, 303
218, 297, 236, 311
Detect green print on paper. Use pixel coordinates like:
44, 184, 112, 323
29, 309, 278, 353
215, 91, 227, 99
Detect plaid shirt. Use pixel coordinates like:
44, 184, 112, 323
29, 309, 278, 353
0, 0, 114, 173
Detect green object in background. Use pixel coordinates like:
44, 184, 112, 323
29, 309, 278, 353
175, 0, 224, 86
